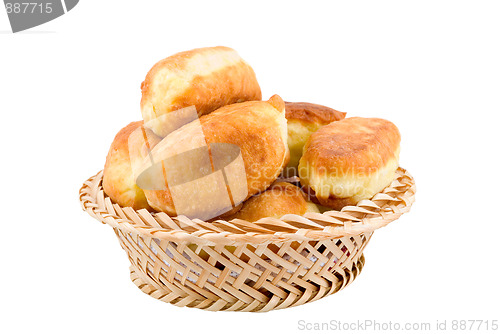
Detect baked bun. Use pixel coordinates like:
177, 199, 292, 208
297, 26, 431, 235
284, 102, 346, 176
141, 46, 262, 137
299, 117, 400, 210
140, 95, 289, 220
224, 181, 319, 222
102, 121, 162, 210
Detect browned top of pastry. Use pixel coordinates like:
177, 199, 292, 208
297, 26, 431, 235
300, 117, 400, 175
285, 102, 346, 125
140, 46, 261, 130
140, 46, 232, 108
108, 121, 142, 154
227, 182, 311, 222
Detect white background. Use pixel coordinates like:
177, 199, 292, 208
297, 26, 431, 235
1, 1, 499, 333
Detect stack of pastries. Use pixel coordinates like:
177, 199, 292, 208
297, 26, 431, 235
103, 46, 401, 222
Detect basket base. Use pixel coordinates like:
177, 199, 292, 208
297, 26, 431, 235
129, 254, 366, 312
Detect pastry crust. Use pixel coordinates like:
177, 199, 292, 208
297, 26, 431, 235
102, 121, 162, 210
143, 95, 289, 218
285, 102, 345, 125
225, 181, 319, 222
284, 102, 346, 177
141, 46, 262, 137
299, 117, 400, 209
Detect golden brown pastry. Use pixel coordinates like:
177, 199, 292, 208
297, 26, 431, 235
140, 95, 289, 220
224, 181, 319, 222
102, 121, 162, 210
284, 102, 346, 177
141, 46, 262, 137
298, 117, 400, 210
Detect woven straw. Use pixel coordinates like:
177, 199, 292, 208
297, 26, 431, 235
79, 167, 415, 312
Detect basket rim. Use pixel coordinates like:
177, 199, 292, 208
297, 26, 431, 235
79, 167, 415, 245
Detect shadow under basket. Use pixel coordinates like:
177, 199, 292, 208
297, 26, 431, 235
79, 167, 415, 312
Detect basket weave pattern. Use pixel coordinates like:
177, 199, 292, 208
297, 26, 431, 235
79, 167, 415, 312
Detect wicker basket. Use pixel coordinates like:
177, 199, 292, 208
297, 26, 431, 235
79, 167, 415, 312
